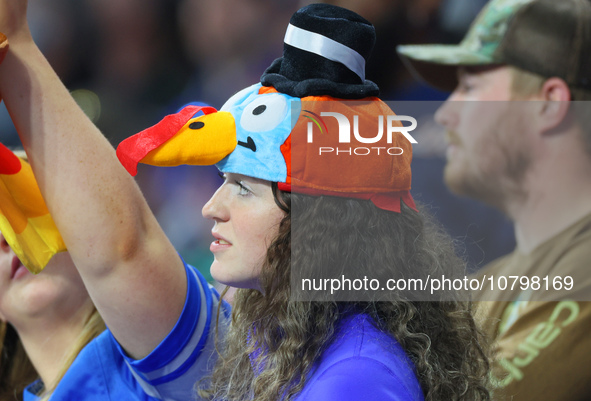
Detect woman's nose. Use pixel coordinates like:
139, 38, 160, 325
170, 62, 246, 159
202, 187, 229, 222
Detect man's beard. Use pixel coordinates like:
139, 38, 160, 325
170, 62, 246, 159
443, 130, 531, 215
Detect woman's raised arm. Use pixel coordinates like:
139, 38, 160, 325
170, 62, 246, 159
0, 0, 187, 360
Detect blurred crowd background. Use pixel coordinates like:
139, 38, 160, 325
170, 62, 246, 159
0, 0, 514, 281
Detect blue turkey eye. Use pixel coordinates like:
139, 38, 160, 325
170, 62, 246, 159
253, 105, 266, 115
240, 94, 288, 133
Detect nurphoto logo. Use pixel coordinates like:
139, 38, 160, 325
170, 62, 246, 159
304, 110, 418, 156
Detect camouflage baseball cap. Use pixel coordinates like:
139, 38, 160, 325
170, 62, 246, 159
397, 0, 591, 91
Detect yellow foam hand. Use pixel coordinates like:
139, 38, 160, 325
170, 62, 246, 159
0, 144, 66, 273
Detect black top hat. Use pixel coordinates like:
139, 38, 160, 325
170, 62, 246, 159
260, 3, 380, 99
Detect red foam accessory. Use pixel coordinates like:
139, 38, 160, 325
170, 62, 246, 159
116, 106, 217, 176
0, 143, 23, 175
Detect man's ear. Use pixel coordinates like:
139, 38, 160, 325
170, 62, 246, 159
534, 78, 572, 134
542, 78, 571, 101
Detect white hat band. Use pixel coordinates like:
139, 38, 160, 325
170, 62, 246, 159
284, 23, 366, 81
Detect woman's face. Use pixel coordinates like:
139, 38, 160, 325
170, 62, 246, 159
202, 173, 285, 291
0, 232, 92, 328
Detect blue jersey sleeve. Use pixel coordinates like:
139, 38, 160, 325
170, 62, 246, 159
110, 260, 231, 400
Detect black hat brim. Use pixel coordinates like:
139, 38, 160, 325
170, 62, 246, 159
261, 58, 380, 99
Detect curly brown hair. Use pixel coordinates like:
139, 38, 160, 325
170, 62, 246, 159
200, 187, 491, 400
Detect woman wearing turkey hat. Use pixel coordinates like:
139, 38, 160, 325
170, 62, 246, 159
0, 0, 490, 400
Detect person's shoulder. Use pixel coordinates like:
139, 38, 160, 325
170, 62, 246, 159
472, 251, 515, 279
298, 355, 424, 401
528, 214, 591, 300
328, 314, 411, 362
298, 314, 424, 401
47, 330, 142, 401
549, 216, 591, 271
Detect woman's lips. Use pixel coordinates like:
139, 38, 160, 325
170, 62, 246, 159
210, 232, 232, 253
10, 256, 28, 280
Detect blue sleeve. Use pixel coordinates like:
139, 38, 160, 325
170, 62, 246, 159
298, 357, 424, 401
110, 259, 231, 401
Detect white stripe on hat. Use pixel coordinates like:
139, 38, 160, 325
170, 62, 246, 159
284, 23, 366, 81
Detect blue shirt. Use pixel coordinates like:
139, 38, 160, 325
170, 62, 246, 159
24, 262, 229, 401
24, 262, 423, 400
294, 313, 424, 401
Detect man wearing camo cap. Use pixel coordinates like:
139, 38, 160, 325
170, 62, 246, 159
398, 0, 591, 400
